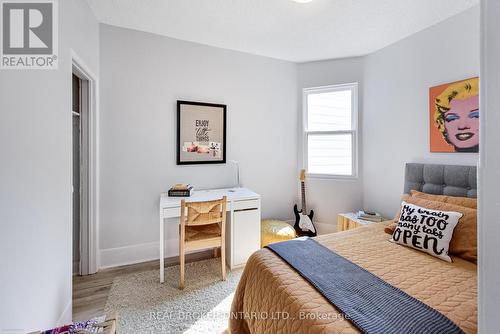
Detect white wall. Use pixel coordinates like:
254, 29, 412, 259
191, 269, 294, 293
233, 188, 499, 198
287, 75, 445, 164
479, 1, 500, 332
362, 7, 480, 218
296, 7, 480, 223
0, 2, 487, 330
98, 25, 298, 267
0, 0, 99, 332
297, 58, 364, 233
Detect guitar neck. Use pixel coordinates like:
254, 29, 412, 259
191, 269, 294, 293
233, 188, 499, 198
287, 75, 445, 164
301, 182, 306, 213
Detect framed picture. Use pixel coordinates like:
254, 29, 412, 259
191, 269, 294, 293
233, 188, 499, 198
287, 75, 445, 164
429, 77, 479, 153
176, 100, 227, 165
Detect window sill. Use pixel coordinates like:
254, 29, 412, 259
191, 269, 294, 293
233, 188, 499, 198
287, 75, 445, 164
306, 173, 359, 181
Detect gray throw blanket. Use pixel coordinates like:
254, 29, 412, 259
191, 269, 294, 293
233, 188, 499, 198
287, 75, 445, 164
266, 238, 465, 334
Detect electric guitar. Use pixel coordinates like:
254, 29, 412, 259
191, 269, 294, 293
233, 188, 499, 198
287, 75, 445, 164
293, 169, 317, 237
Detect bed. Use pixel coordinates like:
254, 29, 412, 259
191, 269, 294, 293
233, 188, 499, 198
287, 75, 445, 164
229, 163, 477, 334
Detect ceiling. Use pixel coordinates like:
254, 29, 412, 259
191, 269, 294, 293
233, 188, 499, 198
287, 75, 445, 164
86, 0, 478, 63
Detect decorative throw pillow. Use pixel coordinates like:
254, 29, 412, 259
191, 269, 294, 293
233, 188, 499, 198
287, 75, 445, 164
410, 190, 477, 209
391, 201, 463, 262
386, 194, 478, 263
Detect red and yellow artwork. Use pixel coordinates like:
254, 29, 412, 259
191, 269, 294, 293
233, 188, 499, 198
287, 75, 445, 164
429, 77, 479, 153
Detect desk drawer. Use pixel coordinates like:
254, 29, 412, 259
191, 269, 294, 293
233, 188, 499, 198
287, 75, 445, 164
232, 199, 259, 211
163, 207, 180, 218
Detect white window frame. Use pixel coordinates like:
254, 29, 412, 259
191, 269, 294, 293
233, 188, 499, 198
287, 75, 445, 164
302, 83, 359, 179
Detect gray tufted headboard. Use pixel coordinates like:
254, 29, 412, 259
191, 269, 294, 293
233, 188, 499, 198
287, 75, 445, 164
404, 163, 477, 198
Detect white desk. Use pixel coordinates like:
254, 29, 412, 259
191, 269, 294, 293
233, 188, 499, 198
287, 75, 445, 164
159, 187, 261, 283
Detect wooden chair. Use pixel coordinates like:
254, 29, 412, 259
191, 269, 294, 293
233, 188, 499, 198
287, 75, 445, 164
179, 196, 227, 289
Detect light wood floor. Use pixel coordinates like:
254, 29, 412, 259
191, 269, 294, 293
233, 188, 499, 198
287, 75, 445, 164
72, 250, 214, 322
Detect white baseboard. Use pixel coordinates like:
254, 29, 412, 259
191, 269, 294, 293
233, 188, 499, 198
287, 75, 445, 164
283, 219, 337, 235
100, 221, 336, 270
315, 221, 337, 235
285, 219, 337, 235
57, 300, 72, 326
100, 240, 168, 269
100, 239, 198, 269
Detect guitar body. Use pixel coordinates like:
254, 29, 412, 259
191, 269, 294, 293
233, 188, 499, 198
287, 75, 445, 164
293, 169, 317, 237
293, 204, 316, 237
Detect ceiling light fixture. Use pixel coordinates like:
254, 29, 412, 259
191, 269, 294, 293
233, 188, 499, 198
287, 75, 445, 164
293, 0, 313, 3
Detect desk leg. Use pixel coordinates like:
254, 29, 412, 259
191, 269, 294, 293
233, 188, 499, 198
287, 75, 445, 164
228, 209, 234, 271
160, 212, 164, 283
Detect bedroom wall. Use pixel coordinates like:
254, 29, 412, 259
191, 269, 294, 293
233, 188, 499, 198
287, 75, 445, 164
0, 0, 99, 332
362, 7, 480, 218
297, 57, 364, 233
479, 0, 500, 331
99, 24, 298, 267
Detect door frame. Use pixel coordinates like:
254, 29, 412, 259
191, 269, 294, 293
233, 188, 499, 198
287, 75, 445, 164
71, 50, 99, 275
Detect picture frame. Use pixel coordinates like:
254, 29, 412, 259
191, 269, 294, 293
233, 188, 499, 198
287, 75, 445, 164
429, 77, 479, 153
176, 100, 227, 165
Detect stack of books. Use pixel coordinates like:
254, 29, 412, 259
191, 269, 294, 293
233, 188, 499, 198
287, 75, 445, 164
168, 184, 193, 197
357, 210, 384, 222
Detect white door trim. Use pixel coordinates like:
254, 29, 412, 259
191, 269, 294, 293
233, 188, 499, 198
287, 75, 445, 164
71, 49, 99, 274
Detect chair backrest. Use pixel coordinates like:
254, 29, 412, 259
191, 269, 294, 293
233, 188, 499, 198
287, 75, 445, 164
181, 196, 227, 226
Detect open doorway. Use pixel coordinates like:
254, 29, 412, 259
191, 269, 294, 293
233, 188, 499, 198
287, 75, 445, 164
72, 71, 91, 276
72, 74, 82, 275
72, 54, 98, 276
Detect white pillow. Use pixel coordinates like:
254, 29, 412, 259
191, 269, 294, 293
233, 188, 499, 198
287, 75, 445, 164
391, 201, 463, 262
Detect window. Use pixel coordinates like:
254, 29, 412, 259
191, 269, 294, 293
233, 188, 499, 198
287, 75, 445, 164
303, 83, 358, 177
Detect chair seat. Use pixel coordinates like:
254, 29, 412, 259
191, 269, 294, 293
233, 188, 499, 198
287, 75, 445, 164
185, 223, 221, 242
179, 196, 227, 289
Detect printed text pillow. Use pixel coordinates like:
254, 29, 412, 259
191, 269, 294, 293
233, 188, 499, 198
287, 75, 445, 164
391, 201, 463, 262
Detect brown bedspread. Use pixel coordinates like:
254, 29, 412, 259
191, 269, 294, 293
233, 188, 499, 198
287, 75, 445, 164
229, 222, 477, 334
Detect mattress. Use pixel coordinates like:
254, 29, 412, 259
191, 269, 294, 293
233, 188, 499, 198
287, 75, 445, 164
229, 222, 477, 334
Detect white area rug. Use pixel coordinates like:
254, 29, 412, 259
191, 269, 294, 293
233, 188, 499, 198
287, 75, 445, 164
104, 258, 242, 334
